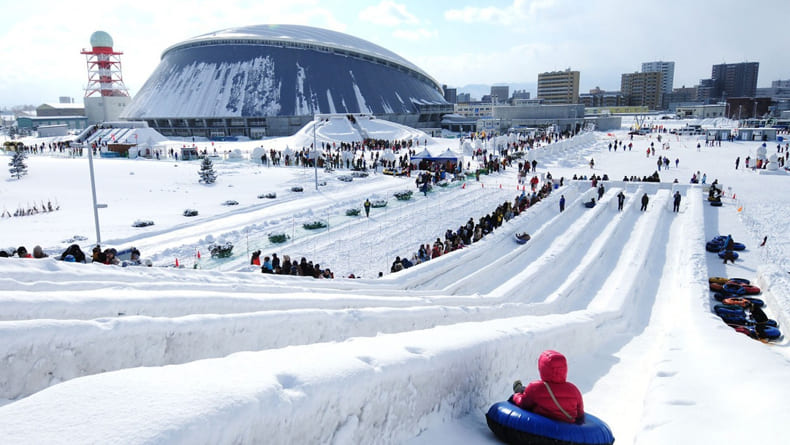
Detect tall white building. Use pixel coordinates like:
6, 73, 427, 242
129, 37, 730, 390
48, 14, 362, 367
641, 61, 674, 95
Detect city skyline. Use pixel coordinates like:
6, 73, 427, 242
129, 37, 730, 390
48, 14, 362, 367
1, 0, 789, 107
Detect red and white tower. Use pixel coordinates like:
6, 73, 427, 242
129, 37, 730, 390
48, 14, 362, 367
81, 31, 131, 123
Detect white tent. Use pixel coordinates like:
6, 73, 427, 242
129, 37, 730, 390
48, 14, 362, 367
436, 148, 461, 161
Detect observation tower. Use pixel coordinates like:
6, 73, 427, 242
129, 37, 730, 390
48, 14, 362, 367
80, 31, 131, 123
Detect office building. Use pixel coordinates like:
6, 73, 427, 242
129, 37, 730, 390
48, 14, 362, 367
711, 62, 759, 100
537, 69, 580, 104
621, 71, 663, 110
641, 61, 675, 95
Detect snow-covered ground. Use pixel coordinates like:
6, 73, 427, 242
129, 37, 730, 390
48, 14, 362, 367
1, 118, 789, 444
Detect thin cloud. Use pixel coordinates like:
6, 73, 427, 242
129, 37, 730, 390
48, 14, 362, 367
444, 0, 557, 25
392, 29, 438, 41
359, 1, 420, 26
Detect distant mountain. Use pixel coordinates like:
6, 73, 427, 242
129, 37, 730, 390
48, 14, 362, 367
452, 82, 537, 101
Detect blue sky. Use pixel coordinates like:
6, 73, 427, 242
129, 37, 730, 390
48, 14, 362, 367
1, 0, 788, 107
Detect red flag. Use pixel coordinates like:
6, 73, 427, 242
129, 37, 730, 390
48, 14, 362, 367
175, 258, 179, 267
197, 250, 201, 259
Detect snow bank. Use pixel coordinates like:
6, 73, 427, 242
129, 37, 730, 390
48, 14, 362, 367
0, 310, 614, 444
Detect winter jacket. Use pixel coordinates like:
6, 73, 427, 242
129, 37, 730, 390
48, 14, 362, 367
513, 350, 585, 423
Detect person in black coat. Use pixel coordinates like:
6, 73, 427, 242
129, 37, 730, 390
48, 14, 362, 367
617, 191, 625, 211
673, 191, 681, 212
640, 193, 649, 211
749, 302, 770, 338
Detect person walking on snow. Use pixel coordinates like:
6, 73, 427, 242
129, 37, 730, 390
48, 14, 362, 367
617, 191, 625, 211
735, 156, 740, 169
364, 199, 371, 217
559, 195, 566, 213
673, 191, 681, 212
640, 193, 649, 211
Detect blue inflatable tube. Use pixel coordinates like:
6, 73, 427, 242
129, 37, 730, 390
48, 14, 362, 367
486, 401, 614, 445
721, 282, 745, 294
743, 325, 783, 340
705, 241, 724, 252
718, 250, 739, 260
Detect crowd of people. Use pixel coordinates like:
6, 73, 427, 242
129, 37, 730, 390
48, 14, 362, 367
0, 245, 48, 259
389, 178, 556, 274
0, 244, 148, 267
250, 250, 335, 279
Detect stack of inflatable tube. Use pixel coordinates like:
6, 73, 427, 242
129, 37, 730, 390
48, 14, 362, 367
486, 401, 614, 445
709, 276, 782, 342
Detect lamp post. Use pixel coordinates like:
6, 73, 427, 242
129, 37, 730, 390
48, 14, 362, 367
86, 145, 105, 244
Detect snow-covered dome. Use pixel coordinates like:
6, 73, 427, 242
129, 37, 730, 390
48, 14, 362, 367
90, 31, 113, 48
121, 24, 450, 137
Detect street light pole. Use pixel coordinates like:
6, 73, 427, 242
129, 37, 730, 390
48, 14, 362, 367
86, 145, 102, 245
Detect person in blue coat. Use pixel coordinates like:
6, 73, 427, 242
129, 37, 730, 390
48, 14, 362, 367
559, 195, 565, 212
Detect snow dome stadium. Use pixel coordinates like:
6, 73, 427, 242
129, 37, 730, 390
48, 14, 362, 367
121, 24, 452, 138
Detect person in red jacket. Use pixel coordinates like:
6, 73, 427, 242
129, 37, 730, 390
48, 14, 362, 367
512, 350, 585, 424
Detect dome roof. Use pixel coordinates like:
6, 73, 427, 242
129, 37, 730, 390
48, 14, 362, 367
90, 31, 114, 48
162, 24, 439, 90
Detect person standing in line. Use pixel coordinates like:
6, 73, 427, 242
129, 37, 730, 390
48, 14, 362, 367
640, 193, 649, 211
673, 191, 681, 212
559, 195, 566, 212
617, 191, 625, 211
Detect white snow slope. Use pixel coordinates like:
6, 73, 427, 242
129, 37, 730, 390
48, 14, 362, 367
1, 120, 789, 445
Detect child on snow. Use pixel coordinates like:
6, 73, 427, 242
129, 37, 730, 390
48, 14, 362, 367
512, 350, 585, 424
